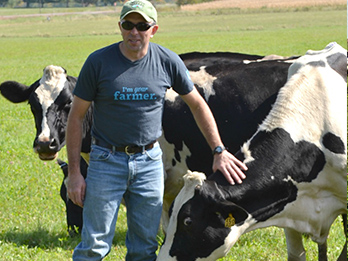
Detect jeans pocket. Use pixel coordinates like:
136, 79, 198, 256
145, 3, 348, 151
145, 146, 163, 161
90, 145, 111, 162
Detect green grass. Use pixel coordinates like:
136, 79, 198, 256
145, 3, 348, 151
0, 5, 346, 260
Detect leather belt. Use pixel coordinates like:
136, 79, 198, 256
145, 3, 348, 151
92, 137, 155, 155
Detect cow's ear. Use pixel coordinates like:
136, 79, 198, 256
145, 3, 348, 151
0, 80, 37, 103
218, 201, 249, 227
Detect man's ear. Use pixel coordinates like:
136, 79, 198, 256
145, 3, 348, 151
216, 201, 249, 227
150, 25, 159, 38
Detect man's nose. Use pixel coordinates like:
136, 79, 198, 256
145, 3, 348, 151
130, 27, 139, 34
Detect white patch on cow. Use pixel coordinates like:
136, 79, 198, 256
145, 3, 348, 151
189, 66, 216, 101
288, 42, 345, 78
264, 158, 347, 245
165, 87, 179, 102
261, 54, 287, 60
165, 67, 216, 102
243, 56, 296, 64
158, 134, 193, 231
282, 175, 296, 184
240, 141, 255, 164
157, 171, 206, 261
35, 65, 67, 140
258, 43, 347, 152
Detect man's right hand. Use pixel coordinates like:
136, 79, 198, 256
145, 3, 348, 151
67, 173, 86, 208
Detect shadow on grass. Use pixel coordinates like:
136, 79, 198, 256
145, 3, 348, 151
0, 226, 128, 250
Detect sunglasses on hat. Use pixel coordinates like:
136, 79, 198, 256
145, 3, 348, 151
121, 21, 155, 31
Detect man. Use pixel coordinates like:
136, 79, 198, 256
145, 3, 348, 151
66, 0, 247, 260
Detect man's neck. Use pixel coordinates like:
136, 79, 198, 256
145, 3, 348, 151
119, 42, 149, 62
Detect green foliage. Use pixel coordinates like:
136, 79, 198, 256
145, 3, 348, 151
176, 0, 213, 7
6, 0, 22, 8
0, 6, 346, 260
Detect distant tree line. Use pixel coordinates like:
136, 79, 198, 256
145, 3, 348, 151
176, 0, 213, 6
1, 0, 123, 8
0, 0, 212, 8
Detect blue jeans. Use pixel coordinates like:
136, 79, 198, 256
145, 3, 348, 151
73, 142, 164, 261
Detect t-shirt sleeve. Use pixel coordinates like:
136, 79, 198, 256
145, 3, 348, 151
170, 54, 194, 95
73, 55, 98, 101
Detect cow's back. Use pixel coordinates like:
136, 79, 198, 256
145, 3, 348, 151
163, 60, 292, 175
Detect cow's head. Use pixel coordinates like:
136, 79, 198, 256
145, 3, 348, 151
0, 65, 77, 160
158, 171, 249, 261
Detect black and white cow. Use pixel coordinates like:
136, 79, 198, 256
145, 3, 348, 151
160, 53, 295, 229
157, 42, 347, 261
0, 53, 293, 234
0, 65, 91, 234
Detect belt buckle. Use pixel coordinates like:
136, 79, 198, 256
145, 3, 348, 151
125, 146, 134, 156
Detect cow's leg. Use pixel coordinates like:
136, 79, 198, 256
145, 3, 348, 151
59, 174, 68, 225
337, 214, 347, 261
318, 241, 328, 261
58, 157, 88, 236
284, 228, 306, 261
58, 160, 73, 231
65, 196, 83, 235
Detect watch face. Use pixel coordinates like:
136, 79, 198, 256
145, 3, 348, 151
214, 146, 224, 154
216, 146, 223, 153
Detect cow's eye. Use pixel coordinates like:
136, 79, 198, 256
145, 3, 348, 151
183, 217, 192, 226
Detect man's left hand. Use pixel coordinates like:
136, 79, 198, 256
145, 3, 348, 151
213, 150, 248, 185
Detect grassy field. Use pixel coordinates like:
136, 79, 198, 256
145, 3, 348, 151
0, 4, 346, 260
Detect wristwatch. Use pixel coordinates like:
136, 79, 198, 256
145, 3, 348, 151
212, 145, 226, 155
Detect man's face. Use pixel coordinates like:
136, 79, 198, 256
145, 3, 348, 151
119, 12, 158, 56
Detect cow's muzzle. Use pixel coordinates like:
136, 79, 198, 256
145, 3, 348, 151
33, 137, 59, 160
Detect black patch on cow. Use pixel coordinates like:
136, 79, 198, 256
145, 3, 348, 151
326, 52, 347, 82
322, 132, 345, 154
308, 60, 326, 68
212, 128, 326, 221
174, 148, 181, 163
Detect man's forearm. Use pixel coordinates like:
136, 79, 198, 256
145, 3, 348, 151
66, 116, 84, 176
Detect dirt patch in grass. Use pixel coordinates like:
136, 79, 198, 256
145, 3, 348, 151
181, 0, 346, 11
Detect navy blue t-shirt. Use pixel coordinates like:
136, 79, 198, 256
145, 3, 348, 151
74, 42, 193, 147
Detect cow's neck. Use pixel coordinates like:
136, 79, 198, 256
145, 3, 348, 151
214, 127, 325, 223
